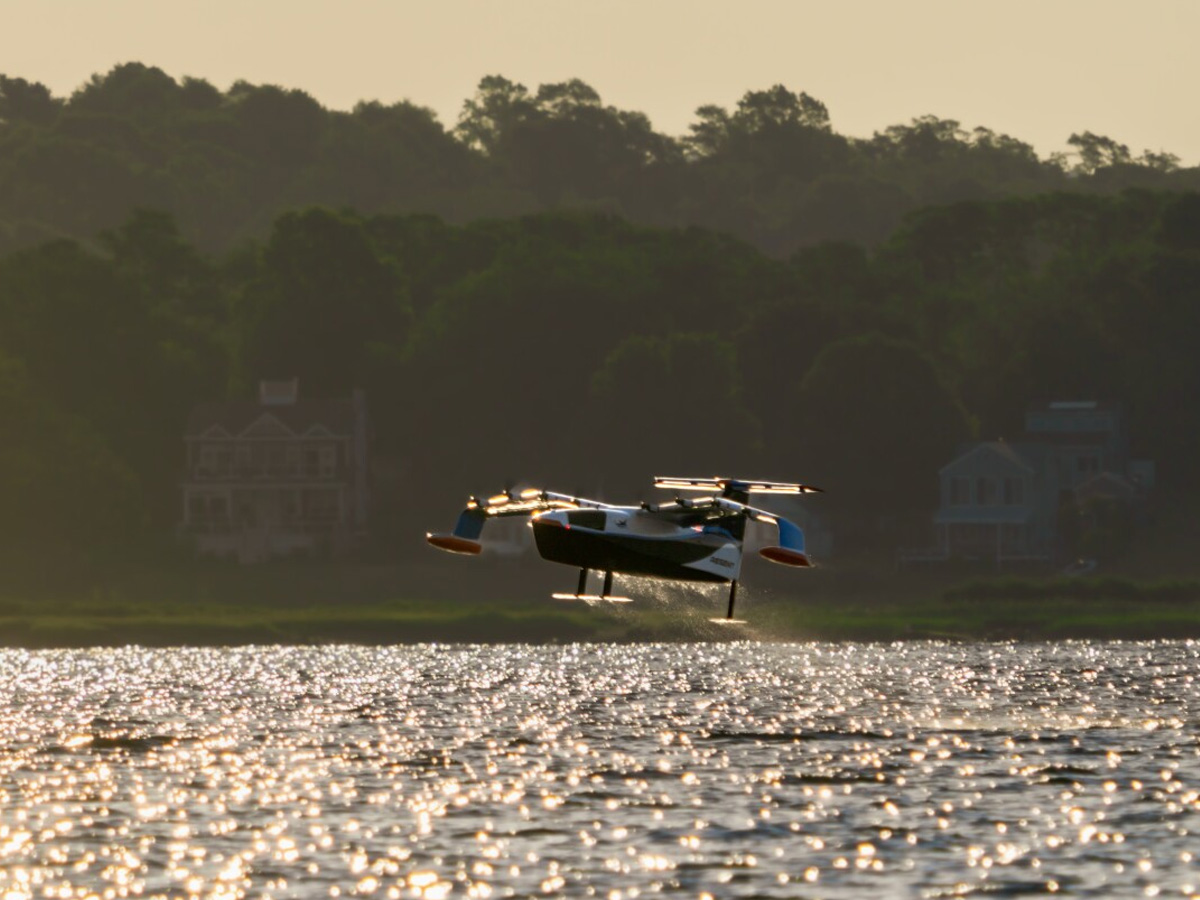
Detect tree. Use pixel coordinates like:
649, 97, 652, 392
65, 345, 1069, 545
98, 208, 224, 321
225, 82, 327, 167
1067, 131, 1132, 174
733, 85, 830, 133
0, 75, 59, 125
306, 100, 471, 213
590, 333, 759, 492
790, 333, 973, 521
534, 78, 602, 116
237, 207, 409, 395
0, 239, 157, 422
455, 75, 536, 156
178, 76, 222, 112
684, 105, 732, 159
0, 352, 142, 578
466, 77, 682, 209
1158, 192, 1200, 250
1137, 149, 1181, 172
0, 352, 141, 574
70, 62, 183, 121
0, 233, 222, 526
870, 116, 969, 165
680, 85, 852, 252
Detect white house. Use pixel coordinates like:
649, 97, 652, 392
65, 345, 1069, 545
180, 379, 370, 562
933, 441, 1045, 562
903, 401, 1152, 566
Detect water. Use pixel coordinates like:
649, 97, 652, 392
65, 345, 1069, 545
0, 642, 1197, 898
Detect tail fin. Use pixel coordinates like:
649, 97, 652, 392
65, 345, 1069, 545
427, 487, 604, 555
427, 506, 487, 555
710, 496, 817, 568
757, 516, 811, 567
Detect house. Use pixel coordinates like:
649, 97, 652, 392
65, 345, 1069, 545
903, 402, 1153, 566
933, 441, 1046, 562
180, 379, 370, 562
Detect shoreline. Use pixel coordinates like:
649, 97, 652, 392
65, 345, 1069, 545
3, 561, 1200, 649
4, 600, 1199, 649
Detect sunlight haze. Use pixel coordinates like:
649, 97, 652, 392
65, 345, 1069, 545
2, 0, 1196, 163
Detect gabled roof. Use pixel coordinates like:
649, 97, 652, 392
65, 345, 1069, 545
1026, 431, 1118, 447
940, 441, 1035, 476
186, 398, 355, 438
242, 413, 293, 438
1028, 400, 1117, 413
1075, 471, 1141, 502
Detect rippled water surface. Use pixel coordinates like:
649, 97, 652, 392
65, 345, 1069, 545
1, 642, 1199, 898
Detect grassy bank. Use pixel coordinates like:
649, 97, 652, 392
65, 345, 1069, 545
2, 561, 1200, 648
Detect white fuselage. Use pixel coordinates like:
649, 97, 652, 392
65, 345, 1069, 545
530, 507, 744, 583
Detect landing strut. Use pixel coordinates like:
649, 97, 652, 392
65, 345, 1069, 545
709, 579, 746, 625
552, 568, 631, 603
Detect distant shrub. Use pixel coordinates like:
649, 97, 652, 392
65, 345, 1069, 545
0, 598, 34, 616
944, 577, 1200, 603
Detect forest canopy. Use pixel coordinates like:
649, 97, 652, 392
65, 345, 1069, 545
1, 64, 1197, 258
0, 64, 1198, 578
0, 191, 1197, 573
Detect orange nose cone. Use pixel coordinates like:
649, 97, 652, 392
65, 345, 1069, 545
759, 546, 811, 567
427, 534, 483, 555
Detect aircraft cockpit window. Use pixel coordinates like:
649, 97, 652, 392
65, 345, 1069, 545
566, 510, 607, 530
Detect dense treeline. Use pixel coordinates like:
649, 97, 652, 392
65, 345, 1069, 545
1, 64, 1198, 258
1, 186, 1198, 578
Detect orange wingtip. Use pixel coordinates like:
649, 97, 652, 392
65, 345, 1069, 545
759, 546, 811, 567
427, 534, 482, 555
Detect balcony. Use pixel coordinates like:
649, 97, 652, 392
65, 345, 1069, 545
182, 517, 344, 536
186, 464, 346, 482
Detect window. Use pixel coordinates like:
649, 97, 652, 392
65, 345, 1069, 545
319, 446, 337, 477
188, 492, 228, 521
566, 510, 607, 529
306, 490, 339, 520
197, 445, 226, 476
950, 477, 971, 505
976, 477, 998, 505
1003, 477, 1024, 505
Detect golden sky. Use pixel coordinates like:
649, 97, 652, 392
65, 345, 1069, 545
3, 0, 1196, 163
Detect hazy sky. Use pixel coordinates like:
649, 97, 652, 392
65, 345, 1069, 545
3, 0, 1197, 163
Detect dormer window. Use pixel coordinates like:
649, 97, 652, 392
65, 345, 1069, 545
198, 445, 217, 476
319, 446, 337, 477
976, 477, 998, 505
950, 477, 970, 506
258, 378, 299, 406
1003, 478, 1025, 505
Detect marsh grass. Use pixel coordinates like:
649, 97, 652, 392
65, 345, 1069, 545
944, 576, 1200, 604
3, 563, 1200, 647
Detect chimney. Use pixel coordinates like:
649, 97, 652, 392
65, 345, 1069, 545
258, 378, 299, 406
